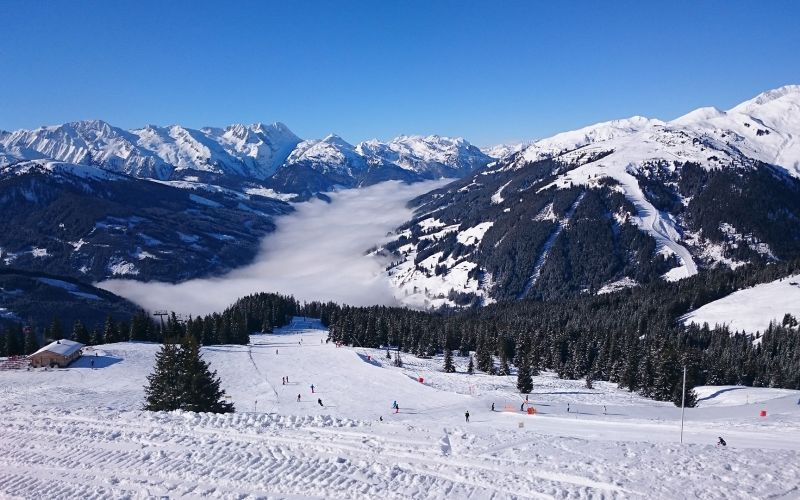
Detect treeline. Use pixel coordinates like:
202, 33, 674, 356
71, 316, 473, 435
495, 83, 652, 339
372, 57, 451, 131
0, 292, 308, 356
324, 260, 800, 405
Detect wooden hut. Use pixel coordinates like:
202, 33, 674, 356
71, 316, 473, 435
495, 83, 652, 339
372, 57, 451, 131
29, 339, 84, 368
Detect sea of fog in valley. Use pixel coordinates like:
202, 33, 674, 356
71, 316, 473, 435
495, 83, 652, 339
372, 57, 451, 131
99, 180, 449, 317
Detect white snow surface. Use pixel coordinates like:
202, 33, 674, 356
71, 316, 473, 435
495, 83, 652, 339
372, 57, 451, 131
1, 317, 799, 498
682, 274, 800, 333
456, 222, 494, 247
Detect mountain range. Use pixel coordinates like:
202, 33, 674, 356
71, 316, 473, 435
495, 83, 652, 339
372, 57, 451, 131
2, 85, 800, 315
0, 121, 492, 197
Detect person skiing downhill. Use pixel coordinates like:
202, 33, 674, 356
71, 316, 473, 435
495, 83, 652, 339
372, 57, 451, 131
318, 398, 323, 407
297, 394, 301, 402
465, 411, 470, 422
491, 403, 495, 412
392, 400, 397, 410
311, 384, 315, 393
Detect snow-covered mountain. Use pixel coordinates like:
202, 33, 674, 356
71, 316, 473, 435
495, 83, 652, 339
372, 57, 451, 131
0, 121, 492, 197
0, 160, 291, 283
382, 85, 800, 308
357, 135, 493, 178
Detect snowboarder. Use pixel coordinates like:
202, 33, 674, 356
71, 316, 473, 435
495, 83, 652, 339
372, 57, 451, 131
318, 398, 323, 407
491, 403, 495, 412
311, 384, 315, 393
717, 436, 727, 447
297, 394, 301, 402
465, 411, 470, 423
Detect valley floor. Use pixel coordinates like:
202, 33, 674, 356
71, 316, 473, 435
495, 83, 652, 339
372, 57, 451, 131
1, 318, 799, 499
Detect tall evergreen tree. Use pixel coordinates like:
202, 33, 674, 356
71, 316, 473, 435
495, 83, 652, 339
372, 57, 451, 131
143, 341, 182, 411
178, 335, 235, 413
71, 320, 90, 345
50, 317, 65, 341
23, 327, 38, 355
467, 355, 475, 375
443, 347, 455, 373
103, 315, 119, 344
4, 324, 23, 356
90, 326, 103, 346
517, 355, 534, 394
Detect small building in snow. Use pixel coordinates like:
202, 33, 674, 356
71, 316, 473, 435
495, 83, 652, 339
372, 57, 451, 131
29, 339, 84, 368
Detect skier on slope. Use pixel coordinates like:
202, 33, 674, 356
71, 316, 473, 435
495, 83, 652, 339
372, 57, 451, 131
318, 398, 323, 407
297, 394, 301, 402
717, 436, 727, 447
465, 411, 470, 423
392, 400, 397, 409
311, 384, 315, 393
491, 403, 495, 412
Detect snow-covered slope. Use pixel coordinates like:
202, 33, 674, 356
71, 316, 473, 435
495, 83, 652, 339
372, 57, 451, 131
682, 274, 800, 333
383, 85, 800, 306
1, 317, 799, 498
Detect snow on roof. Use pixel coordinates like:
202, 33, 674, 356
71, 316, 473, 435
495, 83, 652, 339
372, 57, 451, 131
32, 339, 84, 357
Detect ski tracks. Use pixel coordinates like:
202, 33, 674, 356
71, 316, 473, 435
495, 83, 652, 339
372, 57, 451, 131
0, 409, 671, 499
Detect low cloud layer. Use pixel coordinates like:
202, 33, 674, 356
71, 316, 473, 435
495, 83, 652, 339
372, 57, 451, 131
99, 180, 448, 317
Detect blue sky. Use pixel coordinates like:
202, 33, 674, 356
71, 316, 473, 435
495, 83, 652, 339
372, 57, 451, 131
2, 1, 798, 145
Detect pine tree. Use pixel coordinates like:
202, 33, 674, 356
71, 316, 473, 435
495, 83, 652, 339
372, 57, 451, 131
178, 335, 234, 413
103, 315, 118, 344
50, 317, 64, 341
4, 324, 23, 356
517, 355, 533, 394
143, 341, 182, 411
129, 311, 149, 342
499, 350, 511, 376
393, 350, 403, 367
443, 348, 455, 373
90, 326, 103, 346
23, 327, 38, 354
71, 320, 90, 345
467, 355, 475, 374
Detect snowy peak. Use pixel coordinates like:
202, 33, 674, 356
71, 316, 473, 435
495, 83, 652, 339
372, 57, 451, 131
518, 116, 664, 164
356, 134, 492, 177
729, 84, 800, 114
